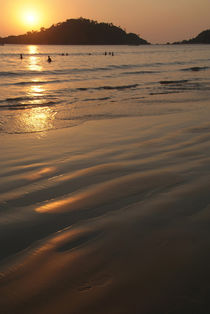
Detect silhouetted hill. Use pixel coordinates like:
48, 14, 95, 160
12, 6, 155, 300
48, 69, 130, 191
173, 29, 210, 44
2, 18, 149, 45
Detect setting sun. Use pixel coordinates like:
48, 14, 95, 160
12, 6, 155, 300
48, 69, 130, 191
25, 12, 36, 24
22, 10, 39, 27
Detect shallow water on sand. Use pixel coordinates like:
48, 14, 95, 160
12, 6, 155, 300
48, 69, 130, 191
1, 45, 210, 314
0, 44, 210, 134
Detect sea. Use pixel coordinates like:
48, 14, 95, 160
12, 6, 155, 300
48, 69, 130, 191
0, 44, 210, 134
1, 44, 210, 314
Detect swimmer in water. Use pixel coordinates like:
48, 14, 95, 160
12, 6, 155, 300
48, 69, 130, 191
20, 54, 23, 59
47, 56, 52, 63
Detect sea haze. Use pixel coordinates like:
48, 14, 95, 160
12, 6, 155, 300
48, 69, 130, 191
1, 44, 210, 314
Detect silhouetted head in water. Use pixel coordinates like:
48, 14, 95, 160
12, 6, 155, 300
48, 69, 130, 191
47, 56, 52, 63
20, 54, 23, 59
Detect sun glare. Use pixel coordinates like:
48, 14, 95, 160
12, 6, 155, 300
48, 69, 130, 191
26, 13, 36, 24
18, 7, 43, 30
23, 10, 38, 26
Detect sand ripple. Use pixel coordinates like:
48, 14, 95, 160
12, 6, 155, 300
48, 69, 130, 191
1, 112, 210, 313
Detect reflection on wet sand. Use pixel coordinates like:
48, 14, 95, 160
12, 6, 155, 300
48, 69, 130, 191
36, 170, 182, 214
2, 111, 210, 313
25, 166, 56, 181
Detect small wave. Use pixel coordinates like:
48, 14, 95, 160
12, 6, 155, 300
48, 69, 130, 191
14, 79, 68, 86
0, 95, 60, 110
181, 66, 209, 72
0, 62, 182, 80
156, 79, 210, 94
77, 84, 138, 91
109, 62, 170, 70
0, 66, 117, 78
123, 70, 160, 75
160, 80, 189, 85
4, 96, 39, 103
150, 91, 181, 96
110, 64, 139, 70
0, 70, 57, 78
0, 71, 19, 77
83, 97, 111, 102
3, 95, 58, 103
61, 113, 128, 121
0, 101, 59, 110
0, 69, 83, 78
101, 84, 139, 90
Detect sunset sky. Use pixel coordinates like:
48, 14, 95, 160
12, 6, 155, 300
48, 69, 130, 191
1, 0, 210, 43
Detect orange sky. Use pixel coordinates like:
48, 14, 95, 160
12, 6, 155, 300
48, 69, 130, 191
1, 0, 210, 43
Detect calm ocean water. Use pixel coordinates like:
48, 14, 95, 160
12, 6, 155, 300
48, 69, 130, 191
1, 44, 210, 134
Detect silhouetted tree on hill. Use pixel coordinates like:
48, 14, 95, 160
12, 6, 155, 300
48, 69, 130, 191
173, 29, 210, 44
3, 18, 149, 45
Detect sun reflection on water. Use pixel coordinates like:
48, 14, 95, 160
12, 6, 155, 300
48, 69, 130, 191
18, 107, 56, 134
14, 45, 57, 135
30, 85, 44, 95
27, 45, 42, 71
28, 56, 42, 72
28, 45, 38, 55
26, 84, 46, 105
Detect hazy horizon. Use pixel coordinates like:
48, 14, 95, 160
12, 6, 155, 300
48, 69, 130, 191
1, 0, 210, 43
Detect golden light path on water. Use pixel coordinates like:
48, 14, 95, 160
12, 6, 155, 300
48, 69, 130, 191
19, 107, 56, 134
17, 45, 57, 135
28, 45, 42, 71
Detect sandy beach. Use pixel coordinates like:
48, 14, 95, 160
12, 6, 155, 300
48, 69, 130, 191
0, 0, 210, 310
1, 98, 210, 313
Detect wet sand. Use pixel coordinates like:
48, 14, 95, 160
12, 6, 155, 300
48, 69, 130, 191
1, 104, 210, 313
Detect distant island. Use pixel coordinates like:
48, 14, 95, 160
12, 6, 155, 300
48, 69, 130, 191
0, 18, 149, 45
173, 29, 210, 44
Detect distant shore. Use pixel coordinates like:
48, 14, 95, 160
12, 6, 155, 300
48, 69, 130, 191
0, 18, 149, 46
